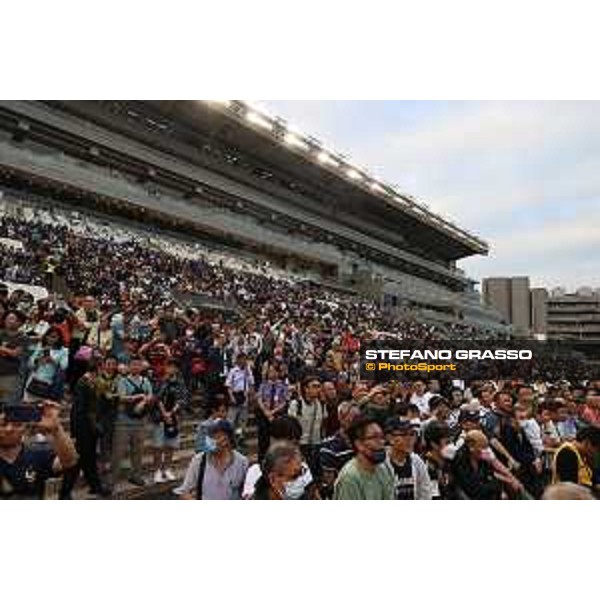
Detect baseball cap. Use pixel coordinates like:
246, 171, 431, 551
207, 419, 235, 443
385, 416, 418, 434
460, 408, 481, 423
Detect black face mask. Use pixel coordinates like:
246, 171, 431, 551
369, 449, 387, 464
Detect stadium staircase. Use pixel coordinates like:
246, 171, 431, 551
45, 401, 259, 500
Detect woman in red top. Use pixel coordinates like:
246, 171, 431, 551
140, 331, 172, 384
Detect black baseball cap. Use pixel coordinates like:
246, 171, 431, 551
385, 416, 418, 434
459, 408, 480, 423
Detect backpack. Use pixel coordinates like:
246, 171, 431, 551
124, 377, 150, 420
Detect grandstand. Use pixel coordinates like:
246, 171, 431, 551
0, 100, 506, 332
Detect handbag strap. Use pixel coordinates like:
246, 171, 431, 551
125, 377, 146, 397
195, 453, 209, 500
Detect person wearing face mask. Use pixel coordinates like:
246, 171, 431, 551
423, 421, 456, 499
251, 441, 310, 500
175, 419, 248, 500
333, 416, 395, 500
243, 415, 316, 499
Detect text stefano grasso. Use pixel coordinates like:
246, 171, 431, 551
364, 349, 533, 361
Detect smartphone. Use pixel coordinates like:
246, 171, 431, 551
4, 404, 43, 423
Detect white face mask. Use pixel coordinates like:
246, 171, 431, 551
440, 443, 458, 461
283, 477, 307, 500
283, 465, 313, 500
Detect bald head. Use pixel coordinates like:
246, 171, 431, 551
542, 483, 594, 500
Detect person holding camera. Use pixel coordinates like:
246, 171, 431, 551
25, 327, 68, 403
151, 359, 186, 483
0, 400, 77, 499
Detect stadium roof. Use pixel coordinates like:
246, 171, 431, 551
0, 99, 488, 264
194, 100, 489, 256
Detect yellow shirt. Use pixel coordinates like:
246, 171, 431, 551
552, 442, 592, 487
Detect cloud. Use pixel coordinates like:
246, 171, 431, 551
263, 101, 600, 290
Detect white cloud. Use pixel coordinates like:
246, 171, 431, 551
263, 101, 600, 290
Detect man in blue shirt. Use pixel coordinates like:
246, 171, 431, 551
109, 357, 153, 490
0, 401, 78, 499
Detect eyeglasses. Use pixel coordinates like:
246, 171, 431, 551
363, 433, 385, 442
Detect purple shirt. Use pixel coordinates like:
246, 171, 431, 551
257, 380, 288, 411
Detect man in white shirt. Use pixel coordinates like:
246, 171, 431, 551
288, 376, 324, 476
225, 353, 254, 441
409, 380, 433, 417
385, 417, 433, 500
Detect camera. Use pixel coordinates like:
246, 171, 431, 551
3, 403, 43, 423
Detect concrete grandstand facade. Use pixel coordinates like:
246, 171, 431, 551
0, 100, 505, 332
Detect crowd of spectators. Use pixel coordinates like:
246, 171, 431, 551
1, 197, 599, 500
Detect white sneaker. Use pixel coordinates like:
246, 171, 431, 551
153, 469, 165, 484
164, 469, 176, 482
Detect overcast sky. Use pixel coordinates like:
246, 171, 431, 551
261, 101, 600, 292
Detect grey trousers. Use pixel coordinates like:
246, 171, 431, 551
0, 374, 23, 403
110, 421, 145, 483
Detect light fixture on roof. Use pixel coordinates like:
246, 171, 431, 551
285, 122, 304, 135
346, 168, 363, 180
283, 132, 309, 150
245, 111, 273, 130
205, 100, 231, 107
244, 101, 275, 118
317, 151, 339, 167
